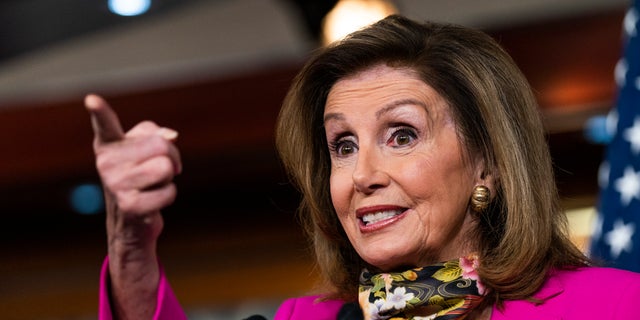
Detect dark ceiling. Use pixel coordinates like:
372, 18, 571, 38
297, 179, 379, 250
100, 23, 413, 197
0, 0, 185, 61
0, 0, 337, 63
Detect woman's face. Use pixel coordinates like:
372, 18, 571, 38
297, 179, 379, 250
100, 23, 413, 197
324, 65, 485, 271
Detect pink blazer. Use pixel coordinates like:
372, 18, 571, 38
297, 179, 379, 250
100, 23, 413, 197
99, 258, 640, 319
99, 258, 188, 320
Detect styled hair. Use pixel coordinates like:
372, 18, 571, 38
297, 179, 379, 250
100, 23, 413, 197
275, 15, 588, 304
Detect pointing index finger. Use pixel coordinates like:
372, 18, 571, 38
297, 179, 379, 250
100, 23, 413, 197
85, 94, 125, 143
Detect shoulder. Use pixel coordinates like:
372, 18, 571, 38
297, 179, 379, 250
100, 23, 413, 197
548, 266, 640, 296
547, 267, 640, 317
550, 265, 640, 284
493, 266, 640, 319
549, 266, 640, 297
274, 295, 345, 320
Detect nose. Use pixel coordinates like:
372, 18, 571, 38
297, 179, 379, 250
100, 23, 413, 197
352, 147, 390, 194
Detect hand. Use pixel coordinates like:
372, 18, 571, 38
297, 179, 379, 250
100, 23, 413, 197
85, 93, 182, 319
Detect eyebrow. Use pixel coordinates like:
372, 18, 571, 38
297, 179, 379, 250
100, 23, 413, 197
375, 98, 427, 119
323, 112, 344, 123
323, 98, 428, 124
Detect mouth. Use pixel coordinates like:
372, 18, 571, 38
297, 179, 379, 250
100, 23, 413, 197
356, 206, 409, 231
360, 209, 406, 225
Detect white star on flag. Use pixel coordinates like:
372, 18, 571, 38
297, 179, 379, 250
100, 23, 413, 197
591, 1, 640, 272
615, 59, 628, 87
614, 166, 640, 206
623, 117, 640, 154
605, 219, 636, 259
624, 7, 638, 37
599, 161, 610, 189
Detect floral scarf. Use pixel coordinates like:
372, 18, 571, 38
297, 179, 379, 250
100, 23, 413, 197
358, 255, 485, 320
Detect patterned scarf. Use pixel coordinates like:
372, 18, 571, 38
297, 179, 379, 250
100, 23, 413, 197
358, 255, 485, 320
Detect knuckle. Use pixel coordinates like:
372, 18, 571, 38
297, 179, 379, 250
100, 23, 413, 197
101, 175, 119, 191
166, 184, 177, 201
95, 155, 113, 172
139, 158, 173, 182
155, 157, 174, 176
135, 120, 160, 132
115, 191, 137, 213
160, 184, 177, 208
140, 120, 158, 127
148, 135, 171, 154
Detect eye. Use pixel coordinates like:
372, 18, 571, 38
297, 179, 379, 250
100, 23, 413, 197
390, 128, 417, 147
330, 138, 358, 156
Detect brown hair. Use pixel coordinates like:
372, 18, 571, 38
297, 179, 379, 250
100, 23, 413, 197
275, 14, 589, 304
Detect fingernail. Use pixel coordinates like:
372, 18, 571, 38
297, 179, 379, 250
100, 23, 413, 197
159, 128, 178, 140
84, 94, 99, 109
176, 163, 183, 175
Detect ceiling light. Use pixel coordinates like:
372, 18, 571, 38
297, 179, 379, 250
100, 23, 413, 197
108, 0, 151, 17
321, 0, 398, 45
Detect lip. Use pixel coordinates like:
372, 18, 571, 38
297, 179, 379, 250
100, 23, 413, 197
356, 205, 408, 233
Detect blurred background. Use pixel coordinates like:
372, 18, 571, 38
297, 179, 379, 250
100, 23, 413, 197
0, 0, 631, 319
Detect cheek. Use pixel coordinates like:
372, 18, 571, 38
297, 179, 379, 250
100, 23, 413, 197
394, 156, 436, 193
329, 168, 351, 216
400, 154, 471, 206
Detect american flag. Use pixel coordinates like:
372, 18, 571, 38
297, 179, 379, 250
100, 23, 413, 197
589, 0, 640, 273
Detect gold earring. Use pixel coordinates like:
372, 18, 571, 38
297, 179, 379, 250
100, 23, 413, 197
471, 185, 490, 213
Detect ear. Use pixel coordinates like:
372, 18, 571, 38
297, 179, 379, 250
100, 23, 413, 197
472, 155, 498, 201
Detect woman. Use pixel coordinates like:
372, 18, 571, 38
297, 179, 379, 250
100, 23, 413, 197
88, 15, 640, 320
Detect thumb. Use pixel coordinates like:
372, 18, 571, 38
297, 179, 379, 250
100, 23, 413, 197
85, 94, 125, 143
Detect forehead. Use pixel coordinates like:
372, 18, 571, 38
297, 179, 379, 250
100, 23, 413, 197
324, 65, 448, 114
332, 64, 420, 91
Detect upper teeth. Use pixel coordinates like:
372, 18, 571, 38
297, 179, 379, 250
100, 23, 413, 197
362, 210, 402, 224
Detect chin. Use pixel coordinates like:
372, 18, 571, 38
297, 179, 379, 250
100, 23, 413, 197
361, 251, 418, 272
359, 246, 443, 272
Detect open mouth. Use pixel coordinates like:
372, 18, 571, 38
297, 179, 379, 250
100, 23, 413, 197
360, 209, 406, 226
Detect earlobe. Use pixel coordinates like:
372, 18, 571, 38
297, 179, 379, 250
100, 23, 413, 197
473, 156, 498, 202
476, 170, 497, 201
